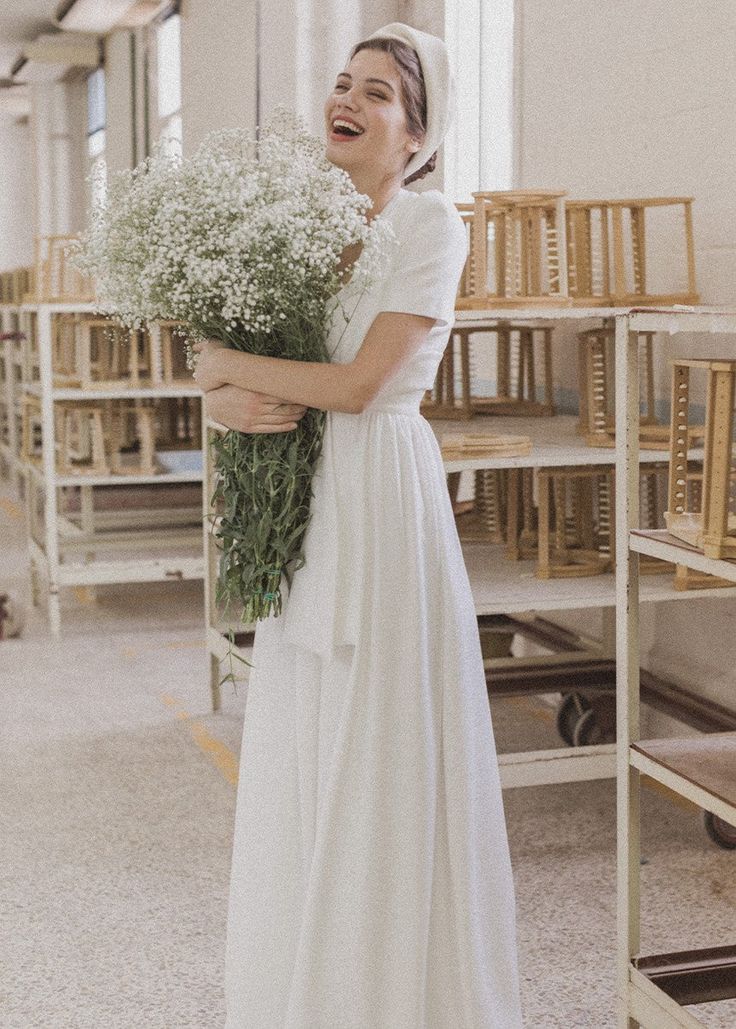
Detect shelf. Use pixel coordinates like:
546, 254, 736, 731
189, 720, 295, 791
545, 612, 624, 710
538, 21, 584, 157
628, 306, 736, 335
19, 301, 100, 314
25, 461, 203, 488
630, 529, 736, 586
24, 383, 200, 400
463, 542, 736, 612
453, 303, 736, 329
632, 944, 736, 1008
56, 556, 204, 586
27, 537, 203, 588
427, 414, 692, 471
454, 305, 634, 323
630, 732, 736, 829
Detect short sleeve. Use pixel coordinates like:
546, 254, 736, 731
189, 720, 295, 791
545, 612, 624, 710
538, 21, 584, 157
377, 193, 468, 328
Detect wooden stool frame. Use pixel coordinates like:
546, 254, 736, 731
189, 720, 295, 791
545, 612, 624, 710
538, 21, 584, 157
666, 358, 736, 560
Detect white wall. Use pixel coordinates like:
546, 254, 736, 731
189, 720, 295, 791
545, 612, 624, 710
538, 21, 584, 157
260, 0, 397, 137
0, 118, 34, 267
104, 29, 135, 175
515, 0, 736, 729
179, 0, 258, 155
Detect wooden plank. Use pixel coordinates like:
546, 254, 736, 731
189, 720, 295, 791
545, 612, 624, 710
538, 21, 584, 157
631, 733, 736, 811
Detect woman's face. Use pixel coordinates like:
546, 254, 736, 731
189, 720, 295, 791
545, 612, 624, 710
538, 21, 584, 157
324, 48, 422, 182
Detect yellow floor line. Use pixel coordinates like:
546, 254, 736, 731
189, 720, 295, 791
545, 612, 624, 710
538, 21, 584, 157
162, 692, 238, 786
0, 497, 22, 520
163, 639, 207, 650
158, 695, 697, 812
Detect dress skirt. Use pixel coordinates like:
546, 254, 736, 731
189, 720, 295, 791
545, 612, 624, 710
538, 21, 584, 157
224, 405, 524, 1028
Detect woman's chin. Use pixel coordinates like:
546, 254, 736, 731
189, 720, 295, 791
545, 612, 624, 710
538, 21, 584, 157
325, 144, 353, 171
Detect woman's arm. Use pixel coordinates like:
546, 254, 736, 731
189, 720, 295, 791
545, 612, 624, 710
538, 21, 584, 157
204, 385, 308, 434
194, 310, 436, 414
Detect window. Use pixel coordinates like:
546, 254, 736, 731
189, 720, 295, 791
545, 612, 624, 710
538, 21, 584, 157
149, 7, 182, 155
445, 0, 516, 201
86, 66, 107, 206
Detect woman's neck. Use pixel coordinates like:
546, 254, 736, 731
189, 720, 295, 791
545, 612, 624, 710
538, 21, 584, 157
348, 173, 403, 223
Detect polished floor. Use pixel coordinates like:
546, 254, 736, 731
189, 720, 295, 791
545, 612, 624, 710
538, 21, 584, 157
2, 478, 735, 1028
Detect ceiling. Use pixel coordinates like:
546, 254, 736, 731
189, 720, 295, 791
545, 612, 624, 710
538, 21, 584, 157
0, 1, 61, 79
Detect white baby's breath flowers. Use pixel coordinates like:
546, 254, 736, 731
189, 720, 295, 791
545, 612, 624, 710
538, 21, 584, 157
70, 107, 396, 362
68, 107, 397, 641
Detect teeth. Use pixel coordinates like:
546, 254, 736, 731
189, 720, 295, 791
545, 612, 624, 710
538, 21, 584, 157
333, 119, 363, 135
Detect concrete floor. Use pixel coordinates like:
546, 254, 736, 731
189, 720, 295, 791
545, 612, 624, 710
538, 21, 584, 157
2, 476, 736, 1028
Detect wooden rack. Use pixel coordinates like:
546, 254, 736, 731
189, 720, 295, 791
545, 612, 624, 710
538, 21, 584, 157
457, 195, 700, 310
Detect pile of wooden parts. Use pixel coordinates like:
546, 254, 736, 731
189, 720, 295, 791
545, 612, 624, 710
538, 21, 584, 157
452, 468, 509, 544
422, 321, 555, 420
20, 394, 43, 466
455, 193, 699, 309
50, 315, 194, 390
32, 235, 95, 302
440, 431, 532, 459
457, 189, 569, 309
638, 462, 674, 575
53, 315, 150, 389
506, 467, 538, 560
565, 197, 698, 306
0, 266, 33, 304
575, 325, 693, 448
149, 320, 194, 385
503, 462, 671, 578
421, 324, 472, 419
669, 465, 735, 591
156, 396, 202, 450
22, 397, 185, 478
57, 403, 111, 476
55, 401, 158, 477
666, 358, 736, 562
470, 322, 554, 417
536, 465, 615, 579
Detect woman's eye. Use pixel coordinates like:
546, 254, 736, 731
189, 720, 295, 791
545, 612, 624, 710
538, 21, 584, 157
368, 92, 386, 99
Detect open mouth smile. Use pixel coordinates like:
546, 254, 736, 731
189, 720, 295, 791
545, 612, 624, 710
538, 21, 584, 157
329, 117, 365, 142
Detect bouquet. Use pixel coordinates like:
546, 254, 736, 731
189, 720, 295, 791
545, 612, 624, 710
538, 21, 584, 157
70, 109, 395, 639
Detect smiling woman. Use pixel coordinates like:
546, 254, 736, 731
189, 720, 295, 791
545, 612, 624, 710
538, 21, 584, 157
222, 22, 525, 1029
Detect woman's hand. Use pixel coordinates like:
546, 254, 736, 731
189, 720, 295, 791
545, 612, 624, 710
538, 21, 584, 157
204, 384, 308, 434
192, 337, 229, 392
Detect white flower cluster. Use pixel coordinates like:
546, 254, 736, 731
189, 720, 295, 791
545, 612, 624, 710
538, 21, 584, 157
69, 107, 397, 355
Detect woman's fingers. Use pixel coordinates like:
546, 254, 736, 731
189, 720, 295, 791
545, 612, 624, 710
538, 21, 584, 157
259, 393, 307, 411
250, 423, 299, 432
253, 412, 305, 424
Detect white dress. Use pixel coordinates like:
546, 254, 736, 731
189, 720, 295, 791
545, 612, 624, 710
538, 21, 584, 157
224, 187, 524, 1028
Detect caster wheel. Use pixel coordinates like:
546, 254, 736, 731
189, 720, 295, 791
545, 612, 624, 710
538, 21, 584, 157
556, 692, 591, 746
572, 693, 617, 746
704, 811, 736, 850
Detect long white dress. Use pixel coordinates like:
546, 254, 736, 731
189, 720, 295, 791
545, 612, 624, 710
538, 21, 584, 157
224, 187, 524, 1028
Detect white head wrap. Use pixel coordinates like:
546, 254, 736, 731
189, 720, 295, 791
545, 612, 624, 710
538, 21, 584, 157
365, 22, 455, 180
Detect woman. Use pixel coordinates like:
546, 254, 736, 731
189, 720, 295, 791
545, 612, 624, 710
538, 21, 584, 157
195, 22, 524, 1029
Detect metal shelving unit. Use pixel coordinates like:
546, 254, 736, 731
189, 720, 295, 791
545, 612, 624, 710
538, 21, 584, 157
18, 302, 205, 634
203, 306, 736, 806
0, 303, 28, 496
615, 307, 736, 1028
